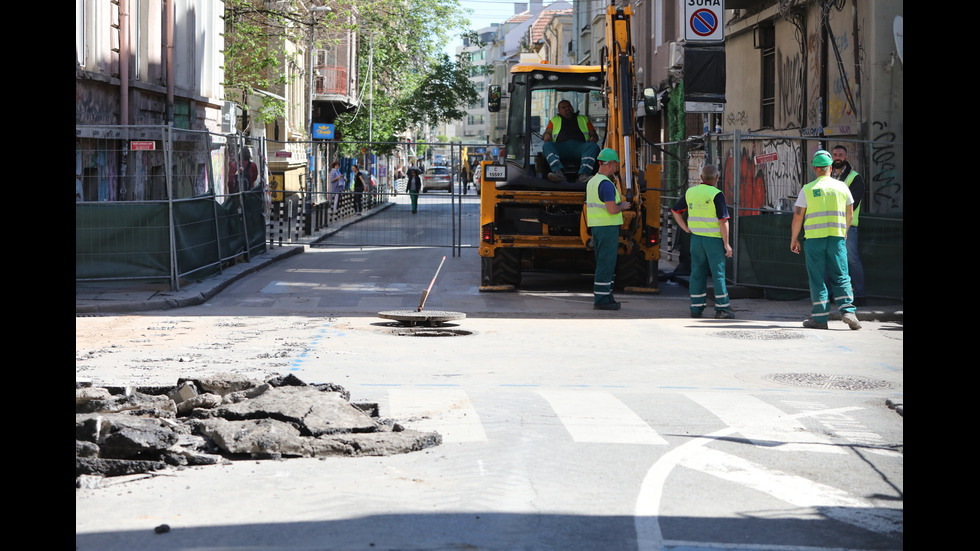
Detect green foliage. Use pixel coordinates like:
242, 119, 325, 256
334, 0, 478, 151
224, 0, 481, 146
223, 0, 295, 126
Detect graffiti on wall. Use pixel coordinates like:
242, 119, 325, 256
870, 121, 902, 213
76, 140, 120, 202
76, 86, 117, 126
723, 146, 766, 215
777, 50, 803, 127
723, 138, 806, 214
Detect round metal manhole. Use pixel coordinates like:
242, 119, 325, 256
712, 329, 807, 340
764, 372, 895, 391
378, 310, 466, 327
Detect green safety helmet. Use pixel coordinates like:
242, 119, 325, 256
597, 148, 620, 162
812, 149, 832, 167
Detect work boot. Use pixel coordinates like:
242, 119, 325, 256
841, 312, 862, 330
548, 170, 567, 183
594, 301, 621, 311
714, 310, 735, 319
802, 317, 828, 329
577, 173, 591, 183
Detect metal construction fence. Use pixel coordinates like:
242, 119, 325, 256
76, 125, 272, 290
76, 130, 489, 290
655, 130, 903, 300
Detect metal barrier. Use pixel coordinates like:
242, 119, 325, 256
656, 131, 904, 300
76, 125, 268, 290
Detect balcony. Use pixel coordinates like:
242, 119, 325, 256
314, 65, 350, 98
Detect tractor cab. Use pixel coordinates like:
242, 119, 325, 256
490, 64, 608, 191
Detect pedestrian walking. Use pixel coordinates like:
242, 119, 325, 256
329, 161, 343, 213
790, 150, 861, 330
671, 165, 734, 319
352, 163, 366, 215
585, 148, 629, 310
405, 167, 422, 213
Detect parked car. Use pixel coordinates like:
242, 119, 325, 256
422, 166, 452, 192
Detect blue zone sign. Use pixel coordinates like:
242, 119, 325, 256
685, 0, 724, 42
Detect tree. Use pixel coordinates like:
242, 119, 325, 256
223, 0, 300, 128
401, 54, 479, 129
333, 0, 479, 154
223, 0, 483, 148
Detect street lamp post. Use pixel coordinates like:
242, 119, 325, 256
307, 5, 331, 210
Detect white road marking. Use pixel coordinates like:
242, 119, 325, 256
636, 401, 901, 551
537, 390, 668, 445
685, 392, 847, 454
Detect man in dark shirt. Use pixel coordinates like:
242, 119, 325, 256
542, 99, 600, 184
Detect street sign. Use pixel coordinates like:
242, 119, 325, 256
312, 123, 335, 140
131, 141, 156, 151
685, 0, 724, 42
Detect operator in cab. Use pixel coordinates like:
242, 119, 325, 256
542, 99, 600, 184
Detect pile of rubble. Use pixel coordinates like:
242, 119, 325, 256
76, 373, 441, 485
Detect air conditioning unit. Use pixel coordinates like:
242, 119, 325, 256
669, 42, 684, 69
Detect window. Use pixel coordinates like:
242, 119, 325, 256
760, 24, 775, 129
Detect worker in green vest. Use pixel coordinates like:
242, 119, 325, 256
671, 165, 734, 319
831, 145, 865, 305
790, 150, 861, 330
543, 99, 600, 184
585, 148, 629, 310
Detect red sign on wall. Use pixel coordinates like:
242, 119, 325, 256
130, 141, 156, 150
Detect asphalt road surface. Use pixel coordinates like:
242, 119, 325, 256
76, 193, 903, 551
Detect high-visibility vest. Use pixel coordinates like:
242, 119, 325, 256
585, 175, 623, 227
802, 175, 849, 239
685, 185, 723, 238
550, 115, 590, 142
843, 169, 860, 226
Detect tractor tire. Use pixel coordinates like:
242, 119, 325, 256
481, 248, 522, 287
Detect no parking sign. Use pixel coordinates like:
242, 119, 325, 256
685, 0, 724, 42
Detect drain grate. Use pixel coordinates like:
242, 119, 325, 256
765, 372, 895, 391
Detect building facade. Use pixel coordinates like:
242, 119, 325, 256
76, 0, 225, 201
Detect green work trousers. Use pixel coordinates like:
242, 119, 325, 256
804, 236, 855, 322
592, 225, 619, 305
689, 234, 730, 315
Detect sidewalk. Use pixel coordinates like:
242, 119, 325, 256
76, 245, 903, 324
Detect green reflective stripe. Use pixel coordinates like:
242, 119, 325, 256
804, 220, 848, 231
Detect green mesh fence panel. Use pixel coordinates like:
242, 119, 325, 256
173, 196, 222, 282
734, 212, 903, 300
855, 214, 903, 299
76, 202, 171, 280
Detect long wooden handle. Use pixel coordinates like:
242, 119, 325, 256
418, 256, 447, 312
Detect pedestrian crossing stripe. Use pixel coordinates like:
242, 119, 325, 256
382, 389, 885, 450
537, 390, 669, 445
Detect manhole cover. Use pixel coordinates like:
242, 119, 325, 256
712, 330, 806, 340
377, 310, 466, 327
764, 372, 895, 390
